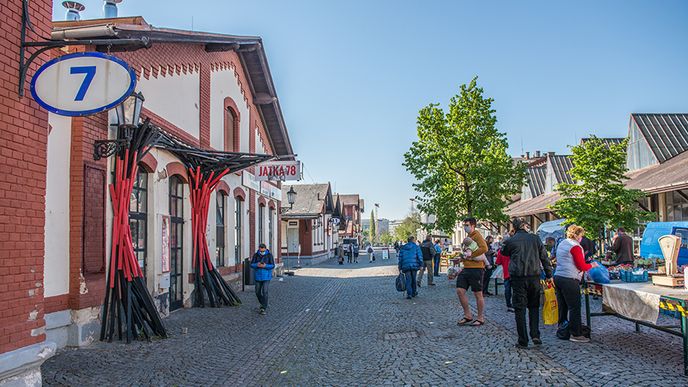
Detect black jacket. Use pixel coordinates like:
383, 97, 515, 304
420, 240, 436, 262
502, 230, 553, 278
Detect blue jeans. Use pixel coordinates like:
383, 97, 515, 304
504, 278, 513, 308
255, 280, 269, 309
433, 255, 440, 275
403, 269, 418, 297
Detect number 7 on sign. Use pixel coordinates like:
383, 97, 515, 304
70, 66, 97, 101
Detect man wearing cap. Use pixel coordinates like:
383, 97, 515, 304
502, 218, 553, 348
250, 243, 275, 315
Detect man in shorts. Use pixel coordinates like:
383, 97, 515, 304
456, 217, 488, 327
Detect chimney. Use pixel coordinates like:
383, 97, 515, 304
535, 150, 541, 158
63, 1, 85, 21
525, 151, 530, 159
548, 151, 555, 157
103, 0, 122, 18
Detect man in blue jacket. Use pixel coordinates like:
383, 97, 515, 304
250, 243, 275, 315
398, 236, 424, 299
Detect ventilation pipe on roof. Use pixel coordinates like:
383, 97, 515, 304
63, 1, 85, 21
525, 151, 530, 159
103, 0, 122, 18
548, 151, 555, 157
535, 150, 541, 158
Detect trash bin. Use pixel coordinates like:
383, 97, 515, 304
243, 258, 254, 286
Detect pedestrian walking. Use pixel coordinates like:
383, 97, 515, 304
501, 218, 553, 349
348, 243, 354, 264
250, 243, 275, 315
397, 236, 423, 299
482, 235, 496, 296
367, 245, 375, 263
433, 239, 442, 277
554, 225, 598, 343
417, 236, 436, 286
495, 246, 513, 312
456, 218, 488, 327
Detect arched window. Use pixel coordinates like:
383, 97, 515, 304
216, 192, 226, 267
130, 170, 148, 284
169, 175, 185, 311
234, 196, 244, 267
224, 105, 239, 152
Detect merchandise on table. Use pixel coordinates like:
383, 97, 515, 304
619, 268, 649, 283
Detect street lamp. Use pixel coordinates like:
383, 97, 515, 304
281, 186, 297, 275
94, 92, 145, 160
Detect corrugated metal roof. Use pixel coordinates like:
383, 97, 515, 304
632, 114, 688, 163
580, 137, 626, 148
550, 155, 574, 185
527, 167, 546, 197
625, 150, 688, 194
507, 192, 560, 217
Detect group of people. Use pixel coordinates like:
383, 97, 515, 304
398, 216, 613, 349
396, 236, 445, 298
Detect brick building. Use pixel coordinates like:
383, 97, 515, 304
1, 5, 293, 384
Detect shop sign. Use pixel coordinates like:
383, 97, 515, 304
30, 52, 136, 117
242, 171, 260, 191
254, 161, 301, 181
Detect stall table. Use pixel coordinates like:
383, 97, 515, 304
583, 280, 688, 375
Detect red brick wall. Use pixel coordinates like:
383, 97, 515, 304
0, 0, 52, 355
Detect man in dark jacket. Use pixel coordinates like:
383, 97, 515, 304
417, 236, 436, 287
250, 243, 275, 315
580, 236, 597, 261
611, 227, 634, 264
501, 218, 553, 348
397, 236, 423, 299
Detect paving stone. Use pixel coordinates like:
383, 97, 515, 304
41, 257, 688, 386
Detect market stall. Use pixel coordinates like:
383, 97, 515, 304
582, 234, 688, 375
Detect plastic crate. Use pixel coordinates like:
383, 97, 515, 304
620, 269, 648, 283
660, 308, 682, 319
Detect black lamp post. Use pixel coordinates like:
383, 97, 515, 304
281, 186, 297, 214
94, 92, 145, 160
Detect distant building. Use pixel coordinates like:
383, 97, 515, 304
337, 194, 364, 242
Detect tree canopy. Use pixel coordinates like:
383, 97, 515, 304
553, 136, 653, 240
393, 213, 421, 242
403, 77, 525, 232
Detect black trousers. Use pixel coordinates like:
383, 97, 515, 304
511, 276, 542, 345
255, 280, 269, 309
554, 276, 582, 336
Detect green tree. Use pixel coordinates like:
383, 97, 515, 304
553, 136, 653, 244
379, 232, 395, 245
369, 210, 377, 244
403, 77, 526, 232
393, 213, 422, 242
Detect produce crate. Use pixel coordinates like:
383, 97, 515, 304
660, 308, 682, 319
619, 269, 648, 283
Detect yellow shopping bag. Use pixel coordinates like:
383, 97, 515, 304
542, 280, 558, 325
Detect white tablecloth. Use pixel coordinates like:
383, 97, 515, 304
601, 282, 688, 324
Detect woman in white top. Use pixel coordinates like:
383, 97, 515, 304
553, 225, 598, 343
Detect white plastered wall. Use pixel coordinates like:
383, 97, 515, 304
209, 69, 250, 152
44, 113, 71, 297
138, 71, 200, 139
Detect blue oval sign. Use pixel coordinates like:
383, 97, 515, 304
30, 52, 137, 117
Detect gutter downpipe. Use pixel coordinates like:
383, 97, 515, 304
51, 25, 117, 40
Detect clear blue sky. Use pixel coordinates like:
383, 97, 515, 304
54, 1, 688, 221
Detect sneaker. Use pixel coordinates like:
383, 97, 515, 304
259, 308, 267, 315
507, 307, 515, 313
532, 338, 542, 346
429, 283, 436, 286
569, 335, 590, 343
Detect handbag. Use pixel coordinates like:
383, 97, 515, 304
542, 280, 558, 325
396, 272, 407, 292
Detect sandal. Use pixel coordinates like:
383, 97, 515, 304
469, 320, 485, 327
457, 317, 473, 326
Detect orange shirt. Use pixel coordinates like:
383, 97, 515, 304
463, 230, 487, 269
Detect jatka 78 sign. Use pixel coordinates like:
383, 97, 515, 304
255, 161, 301, 181
30, 52, 136, 117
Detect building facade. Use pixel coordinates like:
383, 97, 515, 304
1, 8, 294, 384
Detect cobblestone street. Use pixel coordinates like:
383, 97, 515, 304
42, 256, 688, 386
